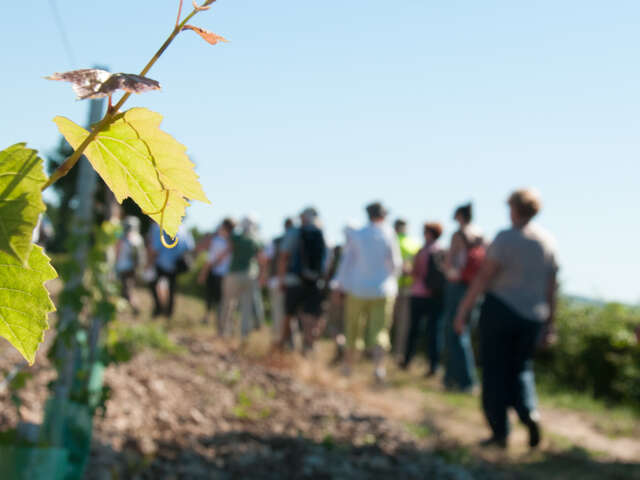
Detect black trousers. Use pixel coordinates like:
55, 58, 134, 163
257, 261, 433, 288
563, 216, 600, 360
205, 273, 223, 312
479, 294, 543, 439
150, 266, 177, 317
403, 296, 444, 371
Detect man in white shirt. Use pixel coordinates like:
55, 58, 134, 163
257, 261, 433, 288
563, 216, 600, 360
335, 202, 402, 381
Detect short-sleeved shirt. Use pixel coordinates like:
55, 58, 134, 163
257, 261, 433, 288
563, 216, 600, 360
487, 223, 559, 322
116, 232, 145, 273
410, 242, 441, 298
397, 233, 421, 289
228, 232, 260, 274
150, 224, 194, 273
208, 235, 230, 276
334, 222, 402, 299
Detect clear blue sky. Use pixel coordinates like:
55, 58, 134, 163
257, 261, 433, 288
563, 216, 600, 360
1, 1, 638, 303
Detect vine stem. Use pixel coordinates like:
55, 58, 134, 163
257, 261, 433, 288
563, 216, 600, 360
42, 5, 201, 191
176, 0, 184, 27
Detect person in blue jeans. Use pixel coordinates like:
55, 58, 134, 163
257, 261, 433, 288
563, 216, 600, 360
442, 203, 485, 392
454, 189, 559, 449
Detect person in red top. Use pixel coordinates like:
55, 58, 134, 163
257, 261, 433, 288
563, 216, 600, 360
401, 222, 445, 375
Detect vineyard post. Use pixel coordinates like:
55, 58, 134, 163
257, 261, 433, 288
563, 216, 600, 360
43, 95, 105, 446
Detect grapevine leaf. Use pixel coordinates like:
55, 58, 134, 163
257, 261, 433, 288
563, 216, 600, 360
53, 108, 210, 238
0, 144, 48, 264
0, 245, 57, 364
182, 25, 228, 45
47, 69, 160, 100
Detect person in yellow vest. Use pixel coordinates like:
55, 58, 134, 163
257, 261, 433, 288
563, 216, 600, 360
391, 218, 421, 359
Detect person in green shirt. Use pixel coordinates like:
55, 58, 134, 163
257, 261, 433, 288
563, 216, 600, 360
391, 218, 421, 359
217, 217, 265, 339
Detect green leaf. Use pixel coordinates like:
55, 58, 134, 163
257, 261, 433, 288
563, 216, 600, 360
0, 245, 57, 364
0, 144, 48, 263
53, 108, 210, 238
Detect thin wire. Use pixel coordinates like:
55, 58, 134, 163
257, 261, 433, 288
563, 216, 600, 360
48, 0, 76, 67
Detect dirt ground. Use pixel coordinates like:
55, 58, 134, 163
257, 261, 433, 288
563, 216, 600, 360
1, 291, 639, 479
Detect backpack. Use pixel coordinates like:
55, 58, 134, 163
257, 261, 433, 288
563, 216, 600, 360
297, 227, 326, 285
424, 249, 446, 299
459, 233, 486, 285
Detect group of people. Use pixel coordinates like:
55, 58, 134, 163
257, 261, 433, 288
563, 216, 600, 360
114, 187, 559, 450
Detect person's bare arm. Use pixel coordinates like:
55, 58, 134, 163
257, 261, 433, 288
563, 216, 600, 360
256, 249, 268, 286
410, 247, 423, 282
453, 258, 500, 334
115, 238, 123, 265
539, 270, 558, 347
146, 245, 157, 269
197, 260, 213, 284
277, 252, 290, 291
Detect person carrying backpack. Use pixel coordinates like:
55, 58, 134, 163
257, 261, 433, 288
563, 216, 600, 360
276, 207, 327, 353
401, 222, 446, 376
442, 203, 485, 392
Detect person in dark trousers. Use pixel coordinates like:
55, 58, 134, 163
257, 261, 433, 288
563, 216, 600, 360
147, 223, 195, 318
198, 218, 235, 330
454, 188, 559, 449
276, 207, 327, 353
266, 218, 295, 342
401, 222, 445, 376
442, 203, 484, 392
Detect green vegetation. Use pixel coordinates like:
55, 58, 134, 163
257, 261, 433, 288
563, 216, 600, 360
405, 423, 432, 439
105, 322, 183, 363
536, 299, 640, 406
231, 386, 272, 420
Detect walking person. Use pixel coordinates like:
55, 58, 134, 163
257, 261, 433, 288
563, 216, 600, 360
218, 217, 263, 339
401, 223, 446, 376
391, 219, 421, 360
198, 218, 235, 331
335, 202, 402, 382
266, 218, 295, 341
442, 203, 485, 392
147, 223, 195, 318
115, 216, 146, 315
454, 188, 559, 449
325, 243, 346, 364
276, 207, 327, 353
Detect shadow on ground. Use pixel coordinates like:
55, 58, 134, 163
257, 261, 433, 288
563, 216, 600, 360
88, 429, 484, 480
413, 416, 640, 480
